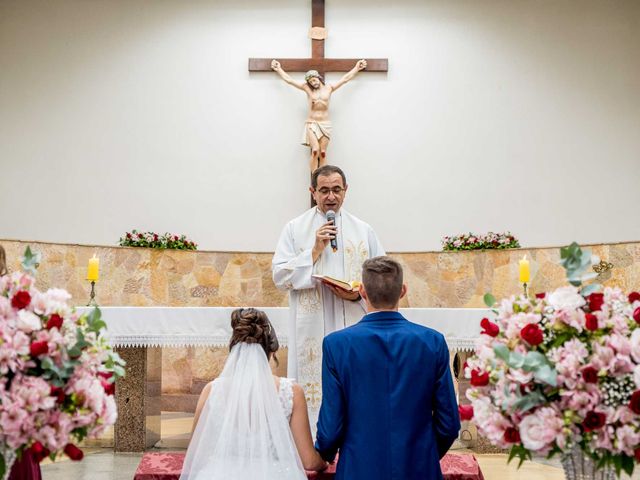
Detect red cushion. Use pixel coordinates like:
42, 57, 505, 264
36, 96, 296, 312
134, 453, 186, 480
134, 452, 484, 480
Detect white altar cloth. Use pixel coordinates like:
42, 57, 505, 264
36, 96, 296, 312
76, 307, 488, 352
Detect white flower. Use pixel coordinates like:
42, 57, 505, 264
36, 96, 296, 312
46, 288, 71, 304
16, 309, 42, 332
547, 286, 585, 311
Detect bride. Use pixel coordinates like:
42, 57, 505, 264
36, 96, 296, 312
180, 308, 327, 479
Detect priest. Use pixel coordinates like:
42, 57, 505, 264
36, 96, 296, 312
272, 165, 384, 429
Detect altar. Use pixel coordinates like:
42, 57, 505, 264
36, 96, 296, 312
78, 306, 487, 452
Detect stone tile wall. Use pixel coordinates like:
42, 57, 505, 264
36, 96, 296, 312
2, 239, 637, 308
2, 239, 638, 410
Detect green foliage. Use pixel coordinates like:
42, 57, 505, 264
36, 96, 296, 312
599, 450, 636, 477
41, 356, 76, 387
484, 293, 496, 308
508, 444, 532, 468
104, 351, 127, 378
494, 344, 557, 386
560, 242, 598, 287
20, 246, 41, 275
71, 426, 89, 443
511, 391, 545, 412
86, 308, 107, 334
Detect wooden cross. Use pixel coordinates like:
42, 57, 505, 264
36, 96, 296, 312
248, 0, 388, 78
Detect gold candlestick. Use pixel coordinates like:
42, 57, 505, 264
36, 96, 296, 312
523, 282, 528, 298
87, 281, 98, 307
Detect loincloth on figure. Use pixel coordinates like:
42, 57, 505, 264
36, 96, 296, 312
302, 121, 332, 146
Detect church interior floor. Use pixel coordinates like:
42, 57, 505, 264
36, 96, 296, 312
38, 412, 638, 479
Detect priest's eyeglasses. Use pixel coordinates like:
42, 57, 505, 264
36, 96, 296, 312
315, 187, 345, 196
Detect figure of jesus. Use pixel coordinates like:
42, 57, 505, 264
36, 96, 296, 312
271, 59, 367, 172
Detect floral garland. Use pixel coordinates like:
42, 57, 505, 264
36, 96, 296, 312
442, 232, 519, 251
462, 243, 640, 476
0, 248, 125, 475
118, 230, 197, 250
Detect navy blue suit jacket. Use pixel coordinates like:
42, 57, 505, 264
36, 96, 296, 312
315, 311, 460, 480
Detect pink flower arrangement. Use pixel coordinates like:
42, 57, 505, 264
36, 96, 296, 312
442, 232, 519, 251
119, 230, 197, 250
0, 249, 125, 476
464, 244, 640, 476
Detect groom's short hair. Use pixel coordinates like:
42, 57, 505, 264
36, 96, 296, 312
362, 256, 403, 309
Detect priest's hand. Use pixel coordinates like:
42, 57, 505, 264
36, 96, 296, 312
312, 222, 337, 263
327, 284, 361, 302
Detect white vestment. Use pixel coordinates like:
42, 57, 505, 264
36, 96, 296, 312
272, 207, 385, 430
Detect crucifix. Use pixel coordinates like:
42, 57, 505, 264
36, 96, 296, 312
248, 0, 388, 77
249, 0, 388, 174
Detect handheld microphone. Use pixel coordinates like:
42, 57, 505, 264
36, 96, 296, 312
326, 210, 338, 252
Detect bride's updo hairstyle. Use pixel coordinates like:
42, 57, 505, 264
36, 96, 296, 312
230, 308, 279, 365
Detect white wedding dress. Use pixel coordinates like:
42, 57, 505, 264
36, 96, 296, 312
179, 343, 307, 480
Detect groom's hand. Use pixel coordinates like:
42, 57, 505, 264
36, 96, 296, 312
327, 284, 360, 302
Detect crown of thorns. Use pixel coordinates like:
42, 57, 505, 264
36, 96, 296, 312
305, 70, 322, 82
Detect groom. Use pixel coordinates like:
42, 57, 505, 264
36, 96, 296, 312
315, 256, 460, 480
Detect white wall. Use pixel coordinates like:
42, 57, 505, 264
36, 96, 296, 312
1, 0, 639, 252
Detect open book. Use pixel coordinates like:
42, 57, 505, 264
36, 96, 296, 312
312, 274, 360, 292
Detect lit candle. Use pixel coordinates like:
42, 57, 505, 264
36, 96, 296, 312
87, 254, 99, 282
519, 255, 530, 283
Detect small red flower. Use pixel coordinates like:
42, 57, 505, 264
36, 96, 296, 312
137, 233, 143, 239
126, 232, 132, 239
582, 411, 606, 432
585, 313, 598, 331
101, 379, 115, 396
535, 293, 546, 299
30, 441, 50, 463
629, 391, 640, 414
64, 444, 84, 461
46, 313, 64, 330
11, 291, 31, 310
581, 366, 598, 384
520, 323, 543, 346
470, 369, 490, 387
30, 441, 44, 456
635, 447, 640, 463
458, 404, 474, 421
480, 318, 499, 337
29, 341, 49, 357
50, 385, 66, 403
503, 427, 521, 444
588, 292, 604, 312
629, 292, 640, 304
634, 307, 640, 325
97, 371, 113, 380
